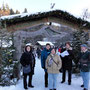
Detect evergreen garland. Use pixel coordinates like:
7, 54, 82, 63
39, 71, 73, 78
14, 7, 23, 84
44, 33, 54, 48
0, 10, 90, 29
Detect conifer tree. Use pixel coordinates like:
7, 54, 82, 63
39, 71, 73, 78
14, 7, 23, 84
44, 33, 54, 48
10, 8, 15, 15
16, 10, 20, 14
6, 3, 9, 11
0, 30, 19, 86
72, 9, 89, 66
23, 8, 28, 13
2, 3, 6, 11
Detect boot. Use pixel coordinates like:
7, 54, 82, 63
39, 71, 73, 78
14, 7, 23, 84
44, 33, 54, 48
54, 89, 56, 90
45, 84, 48, 87
61, 81, 65, 83
83, 88, 87, 90
24, 87, 28, 90
28, 85, 34, 88
28, 74, 34, 88
81, 84, 84, 87
68, 82, 71, 85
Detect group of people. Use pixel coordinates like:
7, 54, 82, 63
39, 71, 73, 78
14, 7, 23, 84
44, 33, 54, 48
20, 42, 90, 90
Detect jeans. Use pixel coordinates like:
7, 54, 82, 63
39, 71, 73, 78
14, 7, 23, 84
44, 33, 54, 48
80, 71, 90, 89
48, 73, 58, 89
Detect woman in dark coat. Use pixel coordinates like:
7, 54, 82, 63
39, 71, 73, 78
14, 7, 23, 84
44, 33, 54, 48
60, 42, 74, 85
20, 45, 35, 89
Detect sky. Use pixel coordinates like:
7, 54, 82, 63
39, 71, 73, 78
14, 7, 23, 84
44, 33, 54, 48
0, 0, 90, 18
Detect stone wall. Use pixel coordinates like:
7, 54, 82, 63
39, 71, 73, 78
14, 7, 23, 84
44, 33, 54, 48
13, 25, 74, 60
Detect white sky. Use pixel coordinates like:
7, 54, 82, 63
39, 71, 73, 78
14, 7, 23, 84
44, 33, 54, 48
0, 0, 90, 17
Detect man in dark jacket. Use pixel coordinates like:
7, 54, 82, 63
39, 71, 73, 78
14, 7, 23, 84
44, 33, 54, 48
41, 43, 51, 87
20, 45, 35, 89
60, 42, 74, 85
78, 44, 90, 90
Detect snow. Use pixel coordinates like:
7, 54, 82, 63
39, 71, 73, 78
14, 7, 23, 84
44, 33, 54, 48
26, 43, 32, 46
0, 12, 38, 20
1, 9, 89, 22
46, 22, 61, 27
0, 9, 56, 20
0, 57, 90, 90
37, 41, 54, 46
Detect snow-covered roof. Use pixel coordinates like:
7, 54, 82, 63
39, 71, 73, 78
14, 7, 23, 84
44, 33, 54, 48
0, 9, 90, 30
0, 9, 56, 20
37, 41, 54, 46
26, 43, 32, 46
0, 11, 38, 20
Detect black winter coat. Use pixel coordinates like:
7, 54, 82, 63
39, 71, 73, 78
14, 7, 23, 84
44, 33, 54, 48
78, 51, 90, 72
60, 48, 74, 70
20, 51, 35, 75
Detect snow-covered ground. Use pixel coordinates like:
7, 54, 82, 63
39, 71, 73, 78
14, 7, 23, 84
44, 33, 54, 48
0, 57, 90, 90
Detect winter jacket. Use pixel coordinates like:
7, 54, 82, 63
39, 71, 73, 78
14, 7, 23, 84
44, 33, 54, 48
46, 54, 62, 74
60, 48, 74, 70
41, 48, 51, 69
20, 51, 35, 75
78, 51, 90, 72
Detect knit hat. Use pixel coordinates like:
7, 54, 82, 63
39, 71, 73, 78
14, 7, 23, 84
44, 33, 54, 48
81, 44, 88, 49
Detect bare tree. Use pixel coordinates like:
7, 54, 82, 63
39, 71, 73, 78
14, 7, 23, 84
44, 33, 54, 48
82, 8, 90, 21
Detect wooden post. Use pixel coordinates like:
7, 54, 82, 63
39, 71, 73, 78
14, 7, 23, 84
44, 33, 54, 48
13, 32, 22, 79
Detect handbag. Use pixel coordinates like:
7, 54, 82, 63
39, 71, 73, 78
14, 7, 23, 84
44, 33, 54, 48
23, 65, 31, 74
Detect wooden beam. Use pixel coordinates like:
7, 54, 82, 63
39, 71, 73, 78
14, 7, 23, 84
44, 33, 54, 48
5, 16, 89, 32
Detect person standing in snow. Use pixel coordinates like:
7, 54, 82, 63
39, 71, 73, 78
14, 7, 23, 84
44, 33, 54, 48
46, 48, 62, 90
60, 42, 74, 85
20, 45, 35, 89
41, 43, 51, 87
36, 47, 41, 58
78, 44, 90, 90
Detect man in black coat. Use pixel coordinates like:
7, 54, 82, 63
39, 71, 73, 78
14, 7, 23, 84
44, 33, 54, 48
60, 42, 74, 85
78, 44, 90, 90
20, 45, 35, 89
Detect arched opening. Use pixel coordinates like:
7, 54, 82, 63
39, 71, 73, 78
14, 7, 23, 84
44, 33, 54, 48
0, 10, 90, 85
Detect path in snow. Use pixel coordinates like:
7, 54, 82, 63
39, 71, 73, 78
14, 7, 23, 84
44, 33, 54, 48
0, 57, 90, 90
